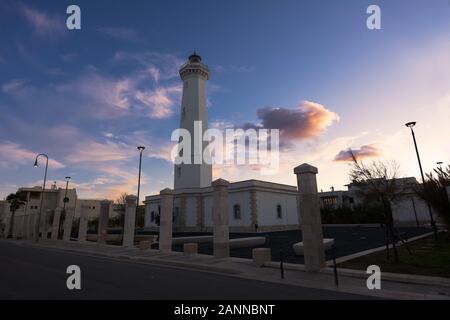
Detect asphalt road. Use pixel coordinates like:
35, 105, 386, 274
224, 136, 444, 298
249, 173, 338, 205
0, 241, 367, 300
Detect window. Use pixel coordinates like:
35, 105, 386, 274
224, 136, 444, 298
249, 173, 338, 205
150, 211, 155, 222
233, 204, 241, 220
177, 166, 181, 177
276, 205, 282, 219
182, 106, 186, 119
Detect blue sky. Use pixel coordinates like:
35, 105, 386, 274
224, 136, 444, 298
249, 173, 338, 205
1, 0, 450, 200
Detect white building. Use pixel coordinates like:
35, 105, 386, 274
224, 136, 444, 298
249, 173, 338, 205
0, 185, 118, 238
318, 177, 436, 225
145, 53, 300, 232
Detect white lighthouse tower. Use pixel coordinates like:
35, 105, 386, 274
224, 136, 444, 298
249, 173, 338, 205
174, 52, 212, 189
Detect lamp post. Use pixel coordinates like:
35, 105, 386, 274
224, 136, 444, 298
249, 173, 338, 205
405, 122, 437, 236
137, 146, 145, 208
33, 154, 49, 243
136, 146, 145, 233
59, 176, 71, 239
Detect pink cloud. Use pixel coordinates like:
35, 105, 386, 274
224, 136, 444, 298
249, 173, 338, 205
334, 144, 383, 162
19, 3, 64, 37
0, 141, 65, 169
243, 101, 339, 147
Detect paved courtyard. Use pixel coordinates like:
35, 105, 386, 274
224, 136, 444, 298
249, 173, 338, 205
165, 226, 431, 264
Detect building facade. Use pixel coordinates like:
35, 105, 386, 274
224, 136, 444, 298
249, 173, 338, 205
0, 185, 117, 238
318, 177, 437, 225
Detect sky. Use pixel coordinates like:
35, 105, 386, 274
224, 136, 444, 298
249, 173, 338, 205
0, 0, 450, 201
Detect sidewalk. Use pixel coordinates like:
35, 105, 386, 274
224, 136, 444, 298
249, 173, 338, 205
7, 238, 450, 300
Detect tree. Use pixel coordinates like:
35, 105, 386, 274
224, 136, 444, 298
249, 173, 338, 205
136, 205, 146, 228
348, 151, 403, 262
114, 193, 128, 213
415, 165, 450, 228
110, 193, 128, 228
6, 192, 26, 238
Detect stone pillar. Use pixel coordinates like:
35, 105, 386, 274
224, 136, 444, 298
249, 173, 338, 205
78, 204, 89, 242
294, 163, 325, 272
98, 200, 111, 244
123, 195, 137, 247
51, 208, 62, 240
212, 178, 230, 258
159, 188, 174, 253
62, 207, 75, 241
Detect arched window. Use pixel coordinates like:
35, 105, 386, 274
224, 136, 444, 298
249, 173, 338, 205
276, 205, 282, 219
150, 211, 155, 222
233, 204, 241, 220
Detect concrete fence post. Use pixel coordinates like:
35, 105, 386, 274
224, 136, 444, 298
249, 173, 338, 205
98, 200, 111, 244
78, 204, 90, 242
51, 207, 62, 240
62, 207, 75, 241
123, 195, 137, 247
212, 178, 230, 258
159, 188, 174, 253
294, 163, 325, 272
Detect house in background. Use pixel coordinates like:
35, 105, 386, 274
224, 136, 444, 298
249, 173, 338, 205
318, 177, 436, 226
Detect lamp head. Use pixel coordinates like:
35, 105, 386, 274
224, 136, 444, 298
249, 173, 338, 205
405, 121, 416, 128
33, 159, 38, 167
137, 146, 145, 152
437, 162, 443, 165
65, 176, 71, 180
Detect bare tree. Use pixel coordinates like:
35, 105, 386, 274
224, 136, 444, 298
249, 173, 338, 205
114, 193, 128, 213
348, 151, 403, 262
109, 193, 128, 228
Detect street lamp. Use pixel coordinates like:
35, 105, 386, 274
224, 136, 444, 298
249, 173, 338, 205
405, 122, 437, 236
33, 154, 48, 243
136, 146, 146, 235
437, 161, 443, 171
137, 146, 145, 208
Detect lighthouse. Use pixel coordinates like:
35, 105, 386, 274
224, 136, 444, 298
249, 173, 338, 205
174, 52, 212, 189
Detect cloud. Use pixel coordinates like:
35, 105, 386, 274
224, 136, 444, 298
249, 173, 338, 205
243, 101, 339, 146
134, 85, 182, 118
18, 3, 64, 37
96, 27, 141, 42
0, 141, 65, 169
213, 64, 255, 74
60, 53, 78, 62
2, 79, 29, 95
333, 144, 383, 162
113, 51, 183, 82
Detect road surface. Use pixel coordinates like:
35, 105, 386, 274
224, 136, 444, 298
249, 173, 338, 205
0, 241, 368, 299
